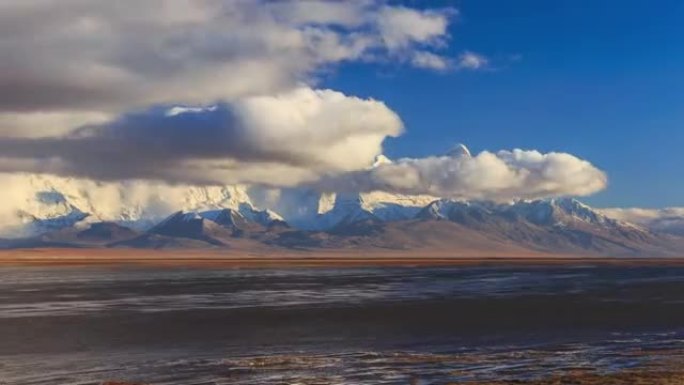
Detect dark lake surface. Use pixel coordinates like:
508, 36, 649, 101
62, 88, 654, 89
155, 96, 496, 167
1, 264, 684, 384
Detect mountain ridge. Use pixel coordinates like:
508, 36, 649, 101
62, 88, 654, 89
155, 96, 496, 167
5, 194, 682, 257
1, 170, 681, 256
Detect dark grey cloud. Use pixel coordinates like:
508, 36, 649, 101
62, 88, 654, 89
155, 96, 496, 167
0, 0, 455, 134
0, 88, 403, 185
0, 1, 604, 203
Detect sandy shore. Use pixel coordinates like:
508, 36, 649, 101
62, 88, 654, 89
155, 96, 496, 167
1, 248, 683, 268
102, 370, 684, 385
466, 370, 684, 384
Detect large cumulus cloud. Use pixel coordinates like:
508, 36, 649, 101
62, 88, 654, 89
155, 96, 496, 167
315, 149, 608, 201
0, 0, 457, 136
0, 0, 608, 203
0, 88, 403, 186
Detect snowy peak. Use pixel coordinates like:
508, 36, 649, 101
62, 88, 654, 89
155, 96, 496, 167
18, 204, 89, 236
509, 198, 618, 228
247, 209, 286, 227
2, 171, 677, 257
232, 203, 285, 227
314, 193, 372, 230
8, 189, 680, 256
417, 200, 496, 223
595, 207, 684, 237
417, 200, 467, 220
149, 211, 217, 238
446, 143, 472, 158
200, 209, 250, 229
408, 197, 667, 255
133, 211, 227, 247
150, 205, 287, 243
198, 207, 280, 234
0, 172, 440, 236
417, 197, 640, 232
312, 190, 434, 229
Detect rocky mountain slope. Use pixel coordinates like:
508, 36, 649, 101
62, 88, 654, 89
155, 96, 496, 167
599, 207, 684, 237
0, 173, 433, 237
0, 155, 680, 256
5, 191, 681, 257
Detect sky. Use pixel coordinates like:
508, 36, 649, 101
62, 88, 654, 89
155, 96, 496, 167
325, 0, 684, 208
0, 0, 681, 209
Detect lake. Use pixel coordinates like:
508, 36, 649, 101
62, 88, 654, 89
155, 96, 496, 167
1, 264, 683, 384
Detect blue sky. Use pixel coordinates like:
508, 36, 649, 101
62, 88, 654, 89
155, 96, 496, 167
326, 0, 684, 208
1, 0, 680, 209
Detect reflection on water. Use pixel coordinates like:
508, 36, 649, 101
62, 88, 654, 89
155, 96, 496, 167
0, 265, 683, 384
3, 339, 684, 384
2, 339, 684, 385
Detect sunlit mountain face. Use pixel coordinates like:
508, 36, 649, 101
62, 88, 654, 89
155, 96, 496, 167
0, 146, 680, 256
4, 168, 681, 257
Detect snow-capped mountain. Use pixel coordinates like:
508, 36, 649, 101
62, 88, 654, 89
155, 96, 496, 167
200, 206, 284, 228
0, 146, 679, 257
0, 173, 438, 237
418, 198, 634, 228
508, 198, 625, 228
0, 173, 269, 236
6, 181, 681, 256
417, 200, 487, 221
599, 207, 684, 237
147, 211, 232, 245
417, 197, 648, 235
412, 197, 670, 255
312, 191, 435, 230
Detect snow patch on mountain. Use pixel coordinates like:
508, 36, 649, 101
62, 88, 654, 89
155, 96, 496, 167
308, 191, 436, 230
417, 197, 640, 232
0, 173, 266, 236
507, 198, 617, 227
0, 168, 663, 239
600, 207, 684, 236
421, 199, 506, 221
446, 143, 472, 158
0, 171, 435, 236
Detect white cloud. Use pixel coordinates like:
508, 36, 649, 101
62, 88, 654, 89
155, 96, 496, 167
0, 0, 455, 136
377, 6, 453, 50
411, 51, 451, 70
316, 148, 608, 201
0, 0, 610, 211
0, 88, 403, 186
457, 51, 489, 70
599, 207, 684, 236
0, 111, 111, 138
0, 173, 261, 236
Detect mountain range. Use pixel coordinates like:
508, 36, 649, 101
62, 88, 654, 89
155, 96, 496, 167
2, 176, 682, 257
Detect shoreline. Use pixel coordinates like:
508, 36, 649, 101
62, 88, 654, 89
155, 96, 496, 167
102, 369, 684, 385
101, 369, 684, 385
1, 248, 683, 268
465, 370, 684, 385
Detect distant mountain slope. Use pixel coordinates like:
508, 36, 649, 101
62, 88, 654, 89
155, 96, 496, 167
0, 174, 681, 256
147, 211, 233, 246
107, 198, 684, 256
600, 207, 684, 237
2, 175, 434, 236
411, 198, 669, 256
